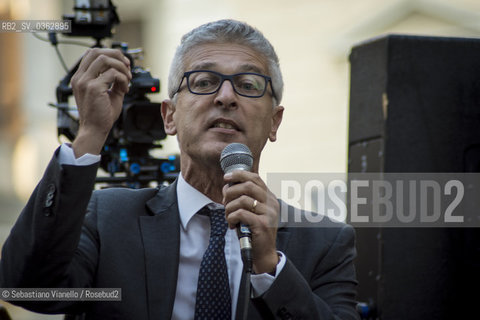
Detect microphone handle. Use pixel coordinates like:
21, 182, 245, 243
237, 223, 252, 250
237, 223, 253, 273
228, 180, 253, 272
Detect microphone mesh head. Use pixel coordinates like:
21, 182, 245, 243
220, 143, 253, 173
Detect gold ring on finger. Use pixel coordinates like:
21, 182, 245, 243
252, 199, 258, 213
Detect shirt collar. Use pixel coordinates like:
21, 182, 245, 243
176, 173, 223, 230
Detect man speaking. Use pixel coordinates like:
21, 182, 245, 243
0, 19, 359, 319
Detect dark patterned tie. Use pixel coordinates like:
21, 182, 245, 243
194, 207, 232, 320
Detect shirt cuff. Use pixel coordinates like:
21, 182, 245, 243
58, 143, 101, 166
250, 251, 286, 297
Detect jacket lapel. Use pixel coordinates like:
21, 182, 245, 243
140, 181, 180, 320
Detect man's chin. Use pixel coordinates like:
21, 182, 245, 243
183, 138, 247, 163
201, 141, 242, 164
205, 141, 230, 156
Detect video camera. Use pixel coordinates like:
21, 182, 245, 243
52, 0, 179, 188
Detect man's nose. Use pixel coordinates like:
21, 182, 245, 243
214, 80, 238, 108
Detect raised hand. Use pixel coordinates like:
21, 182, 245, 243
71, 48, 132, 157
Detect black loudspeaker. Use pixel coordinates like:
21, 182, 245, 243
348, 35, 480, 320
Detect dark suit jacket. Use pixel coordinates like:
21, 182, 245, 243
0, 150, 359, 320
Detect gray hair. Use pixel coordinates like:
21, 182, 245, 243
167, 19, 284, 105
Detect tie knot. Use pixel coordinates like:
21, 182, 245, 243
198, 207, 228, 237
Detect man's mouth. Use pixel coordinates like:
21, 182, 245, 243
213, 122, 235, 129
210, 119, 240, 131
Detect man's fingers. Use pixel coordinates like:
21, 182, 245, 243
226, 207, 259, 229
224, 170, 265, 187
98, 69, 130, 94
72, 50, 131, 96
77, 48, 130, 74
225, 195, 260, 215
223, 180, 266, 205
85, 54, 131, 82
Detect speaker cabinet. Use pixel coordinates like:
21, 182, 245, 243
348, 35, 480, 319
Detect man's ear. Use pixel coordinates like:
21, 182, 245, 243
161, 99, 177, 136
269, 105, 284, 142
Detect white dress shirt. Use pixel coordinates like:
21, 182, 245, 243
57, 143, 286, 320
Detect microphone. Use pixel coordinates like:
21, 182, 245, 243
220, 143, 253, 272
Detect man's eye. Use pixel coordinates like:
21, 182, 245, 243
241, 82, 254, 90
191, 75, 219, 90
196, 80, 212, 88
239, 81, 260, 91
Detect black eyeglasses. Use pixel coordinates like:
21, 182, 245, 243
175, 70, 276, 99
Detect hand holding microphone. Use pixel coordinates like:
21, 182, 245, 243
220, 143, 280, 275
220, 143, 254, 272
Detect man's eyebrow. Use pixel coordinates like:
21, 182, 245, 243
189, 62, 265, 74
237, 64, 264, 74
190, 62, 216, 70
